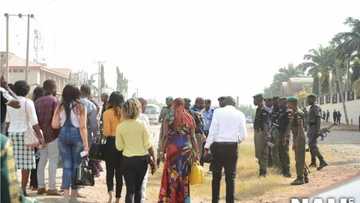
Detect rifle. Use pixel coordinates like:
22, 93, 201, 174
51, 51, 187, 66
317, 123, 337, 141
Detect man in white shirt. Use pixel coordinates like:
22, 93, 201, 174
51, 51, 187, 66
204, 96, 247, 203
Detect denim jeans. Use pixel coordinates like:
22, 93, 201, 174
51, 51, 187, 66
37, 138, 59, 190
58, 127, 83, 190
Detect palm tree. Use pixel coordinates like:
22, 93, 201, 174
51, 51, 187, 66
334, 17, 360, 57
301, 45, 336, 95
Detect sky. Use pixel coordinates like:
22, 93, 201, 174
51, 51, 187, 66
1, 0, 359, 105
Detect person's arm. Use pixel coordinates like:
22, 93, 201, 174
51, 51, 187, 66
315, 107, 321, 133
190, 128, 199, 160
102, 111, 112, 136
51, 105, 61, 129
115, 124, 124, 152
79, 104, 89, 152
143, 124, 157, 173
204, 111, 218, 150
238, 113, 247, 142
27, 100, 44, 145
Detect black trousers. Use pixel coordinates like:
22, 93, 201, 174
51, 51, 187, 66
123, 156, 148, 203
211, 142, 238, 203
30, 149, 40, 188
105, 137, 123, 198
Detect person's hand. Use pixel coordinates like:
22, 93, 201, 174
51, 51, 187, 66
83, 145, 89, 153
7, 100, 20, 109
292, 144, 296, 151
149, 157, 157, 175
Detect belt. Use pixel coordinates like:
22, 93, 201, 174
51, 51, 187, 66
213, 142, 238, 145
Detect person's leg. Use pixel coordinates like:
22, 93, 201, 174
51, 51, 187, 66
134, 157, 148, 203
278, 139, 291, 177
140, 168, 148, 203
123, 157, 136, 203
224, 144, 238, 203
106, 160, 115, 201
211, 143, 222, 203
21, 170, 30, 195
37, 146, 49, 192
30, 149, 39, 190
70, 133, 83, 197
58, 134, 72, 197
115, 164, 124, 201
47, 139, 60, 193
259, 131, 268, 176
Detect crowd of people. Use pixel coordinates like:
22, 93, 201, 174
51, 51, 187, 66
0, 74, 332, 203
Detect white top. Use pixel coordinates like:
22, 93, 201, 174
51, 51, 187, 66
6, 97, 39, 133
205, 105, 247, 149
59, 103, 86, 128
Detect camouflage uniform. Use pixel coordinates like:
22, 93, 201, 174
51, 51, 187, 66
307, 104, 327, 168
270, 106, 281, 170
278, 105, 290, 176
254, 106, 271, 176
288, 108, 309, 185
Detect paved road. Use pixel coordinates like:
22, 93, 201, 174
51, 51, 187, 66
312, 176, 360, 202
319, 130, 360, 145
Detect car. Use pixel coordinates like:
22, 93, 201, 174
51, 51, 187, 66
144, 104, 161, 125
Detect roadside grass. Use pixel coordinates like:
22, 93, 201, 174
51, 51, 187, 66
146, 141, 337, 202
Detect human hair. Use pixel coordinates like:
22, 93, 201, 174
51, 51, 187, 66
61, 85, 81, 119
13, 80, 30, 97
108, 91, 124, 120
80, 84, 91, 96
205, 99, 211, 104
137, 97, 147, 113
32, 86, 45, 102
223, 96, 236, 106
43, 79, 57, 95
122, 98, 140, 120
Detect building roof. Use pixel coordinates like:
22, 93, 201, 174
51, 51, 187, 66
0, 52, 71, 79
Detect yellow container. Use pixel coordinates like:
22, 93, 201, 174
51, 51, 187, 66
189, 162, 204, 185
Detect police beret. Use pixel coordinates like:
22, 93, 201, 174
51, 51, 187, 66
253, 94, 263, 99
287, 96, 298, 103
218, 96, 226, 101
307, 94, 317, 99
272, 96, 280, 100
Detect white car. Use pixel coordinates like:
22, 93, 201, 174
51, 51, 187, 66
145, 104, 161, 125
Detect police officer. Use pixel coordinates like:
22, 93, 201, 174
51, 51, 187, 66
270, 97, 281, 170
278, 97, 291, 177
307, 94, 328, 170
287, 96, 309, 185
253, 94, 271, 177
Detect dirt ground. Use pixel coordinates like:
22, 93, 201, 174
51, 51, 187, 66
28, 128, 360, 203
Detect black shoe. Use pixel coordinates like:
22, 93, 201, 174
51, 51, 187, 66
309, 162, 317, 168
291, 177, 305, 185
283, 172, 292, 178
317, 161, 328, 171
259, 170, 267, 177
304, 176, 309, 184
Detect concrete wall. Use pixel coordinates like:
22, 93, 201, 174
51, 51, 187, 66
320, 99, 360, 125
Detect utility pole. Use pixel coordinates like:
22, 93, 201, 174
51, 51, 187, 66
25, 14, 34, 82
5, 13, 9, 80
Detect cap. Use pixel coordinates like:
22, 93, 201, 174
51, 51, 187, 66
253, 94, 263, 99
307, 94, 317, 99
287, 96, 298, 103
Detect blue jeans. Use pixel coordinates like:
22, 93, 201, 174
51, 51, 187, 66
58, 126, 83, 190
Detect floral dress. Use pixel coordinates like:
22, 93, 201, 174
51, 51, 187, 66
158, 111, 195, 203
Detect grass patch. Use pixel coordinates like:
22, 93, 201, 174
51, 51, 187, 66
146, 141, 337, 202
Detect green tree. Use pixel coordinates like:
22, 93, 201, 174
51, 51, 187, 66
264, 64, 304, 97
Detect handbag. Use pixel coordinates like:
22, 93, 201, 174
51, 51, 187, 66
24, 100, 39, 148
89, 136, 106, 160
189, 161, 204, 185
75, 157, 95, 186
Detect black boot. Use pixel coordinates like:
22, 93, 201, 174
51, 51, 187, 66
317, 160, 328, 171
291, 177, 305, 185
259, 169, 267, 177
282, 168, 291, 178
304, 170, 309, 184
309, 162, 317, 168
